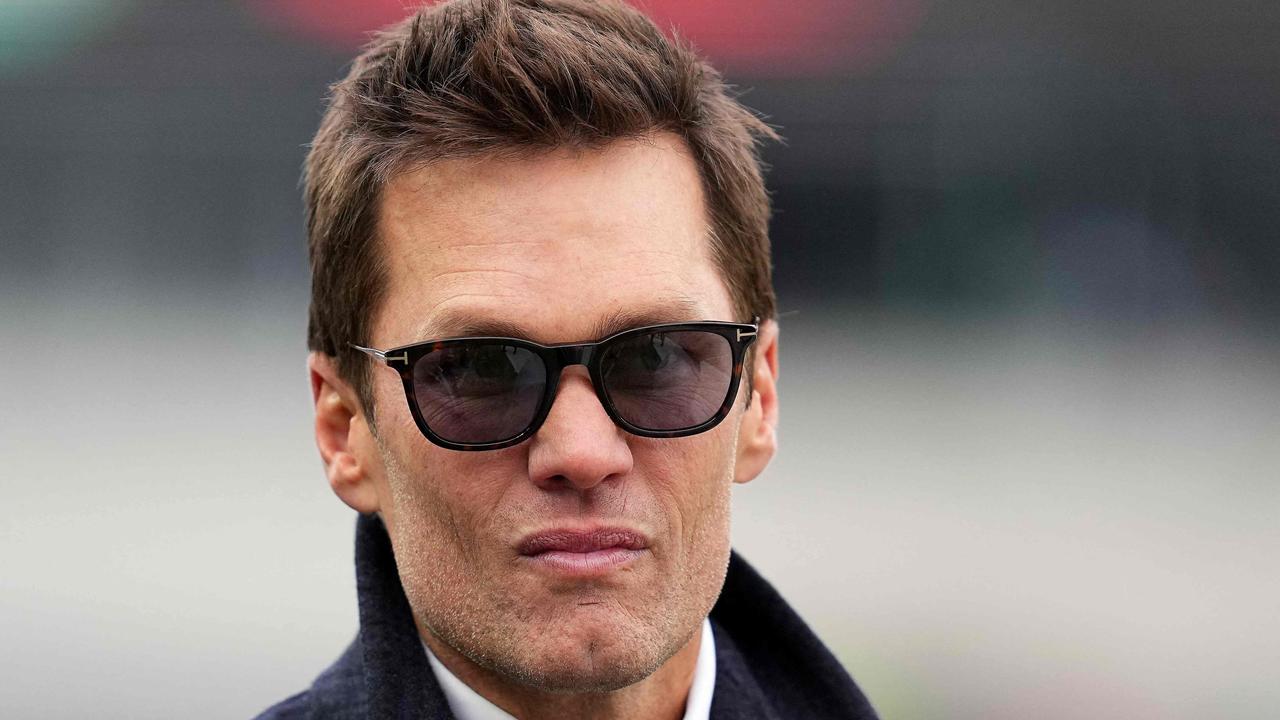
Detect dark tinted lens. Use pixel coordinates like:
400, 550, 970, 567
411, 342, 546, 444
600, 330, 734, 431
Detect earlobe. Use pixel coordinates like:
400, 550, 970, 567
734, 320, 779, 484
309, 352, 381, 514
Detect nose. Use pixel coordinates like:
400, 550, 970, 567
527, 367, 633, 492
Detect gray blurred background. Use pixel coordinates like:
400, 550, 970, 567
2, 1, 1278, 718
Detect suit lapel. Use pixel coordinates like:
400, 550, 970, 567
354, 513, 456, 720
709, 621, 785, 719
708, 553, 880, 719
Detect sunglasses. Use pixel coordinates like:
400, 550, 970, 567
352, 320, 759, 451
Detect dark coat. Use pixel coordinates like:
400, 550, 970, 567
256, 514, 879, 719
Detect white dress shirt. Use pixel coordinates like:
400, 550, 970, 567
423, 618, 717, 720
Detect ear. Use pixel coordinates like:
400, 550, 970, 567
734, 319, 779, 484
309, 352, 381, 514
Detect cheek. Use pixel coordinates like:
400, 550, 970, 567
377, 433, 519, 575
645, 430, 738, 623
370, 362, 506, 537
634, 424, 738, 557
375, 446, 538, 640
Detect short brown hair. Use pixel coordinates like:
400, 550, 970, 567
306, 0, 778, 417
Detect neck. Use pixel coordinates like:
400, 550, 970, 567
420, 624, 701, 720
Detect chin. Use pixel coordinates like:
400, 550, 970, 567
477, 608, 676, 693
507, 633, 664, 693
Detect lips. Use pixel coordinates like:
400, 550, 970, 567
517, 527, 649, 576
518, 528, 648, 556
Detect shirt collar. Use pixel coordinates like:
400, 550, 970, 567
422, 618, 717, 720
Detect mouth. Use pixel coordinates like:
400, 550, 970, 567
516, 527, 649, 577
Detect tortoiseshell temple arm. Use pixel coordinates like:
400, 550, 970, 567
351, 344, 409, 368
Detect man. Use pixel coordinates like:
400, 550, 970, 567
259, 0, 877, 718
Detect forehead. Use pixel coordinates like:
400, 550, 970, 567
372, 134, 735, 345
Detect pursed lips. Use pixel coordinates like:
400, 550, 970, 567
517, 527, 649, 576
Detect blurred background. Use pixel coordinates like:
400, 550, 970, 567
2, 0, 1277, 718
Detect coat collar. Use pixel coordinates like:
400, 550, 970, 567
297, 514, 877, 719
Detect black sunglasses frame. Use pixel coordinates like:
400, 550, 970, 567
353, 320, 759, 451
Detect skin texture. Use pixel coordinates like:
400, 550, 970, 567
309, 134, 780, 720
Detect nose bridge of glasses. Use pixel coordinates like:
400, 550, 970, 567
551, 342, 596, 369
547, 343, 608, 408
543, 343, 613, 425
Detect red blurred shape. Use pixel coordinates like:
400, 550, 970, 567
640, 0, 925, 74
250, 0, 925, 75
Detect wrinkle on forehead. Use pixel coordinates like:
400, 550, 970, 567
371, 133, 732, 347
408, 296, 708, 344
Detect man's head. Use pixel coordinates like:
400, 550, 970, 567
305, 0, 781, 700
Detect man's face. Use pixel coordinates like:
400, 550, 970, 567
317, 134, 777, 692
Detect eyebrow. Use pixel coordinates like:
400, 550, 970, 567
418, 297, 709, 344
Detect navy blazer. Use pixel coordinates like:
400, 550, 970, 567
257, 515, 878, 719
